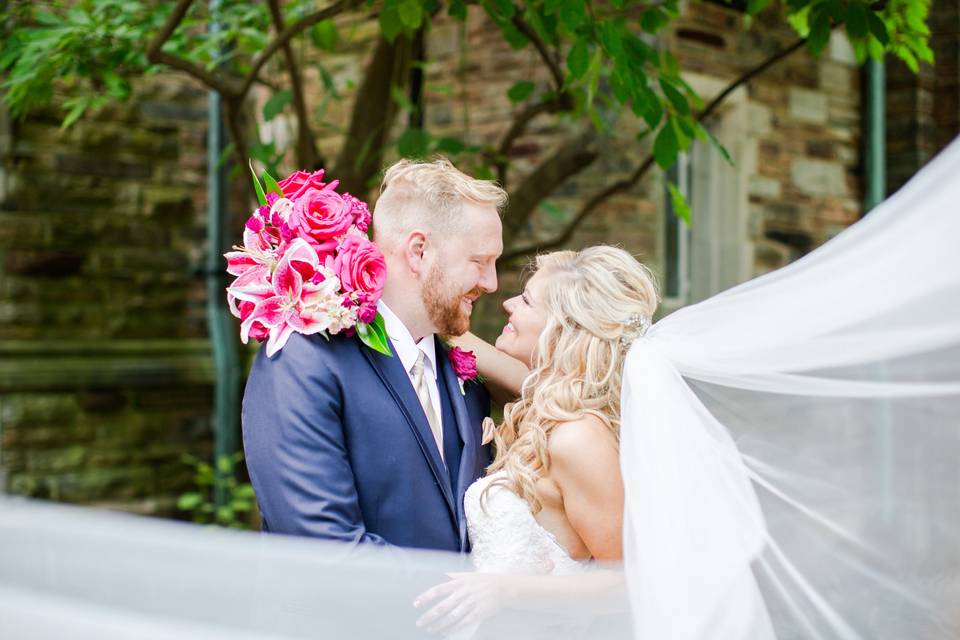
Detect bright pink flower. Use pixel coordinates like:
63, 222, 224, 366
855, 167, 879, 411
344, 193, 372, 233
292, 188, 355, 252
277, 170, 340, 200
237, 300, 269, 342
230, 239, 341, 357
448, 347, 478, 381
333, 235, 386, 299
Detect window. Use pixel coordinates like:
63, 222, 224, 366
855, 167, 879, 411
662, 153, 692, 306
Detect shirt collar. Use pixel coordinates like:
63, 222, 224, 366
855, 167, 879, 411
378, 301, 438, 379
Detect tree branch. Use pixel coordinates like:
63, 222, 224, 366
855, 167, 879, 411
510, 11, 564, 91
501, 132, 600, 249
267, 0, 319, 168
240, 0, 366, 98
502, 36, 810, 262
145, 0, 241, 96
333, 33, 417, 197
496, 93, 574, 187
502, 156, 653, 262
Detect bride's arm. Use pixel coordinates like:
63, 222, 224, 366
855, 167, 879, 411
448, 332, 529, 405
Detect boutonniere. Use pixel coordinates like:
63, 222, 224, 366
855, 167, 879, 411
447, 346, 479, 396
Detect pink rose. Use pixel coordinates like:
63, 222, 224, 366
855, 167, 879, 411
333, 235, 387, 299
292, 188, 355, 252
277, 170, 336, 200
448, 347, 478, 381
344, 193, 372, 233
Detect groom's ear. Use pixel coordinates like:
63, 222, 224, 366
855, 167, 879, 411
404, 230, 429, 277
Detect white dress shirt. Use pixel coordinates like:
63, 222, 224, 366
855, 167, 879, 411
377, 302, 444, 454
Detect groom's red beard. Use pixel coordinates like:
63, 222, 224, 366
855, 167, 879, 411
422, 263, 479, 336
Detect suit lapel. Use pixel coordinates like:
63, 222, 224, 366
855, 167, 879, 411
360, 341, 457, 523
435, 339, 479, 548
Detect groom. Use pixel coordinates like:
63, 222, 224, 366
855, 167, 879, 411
242, 158, 505, 552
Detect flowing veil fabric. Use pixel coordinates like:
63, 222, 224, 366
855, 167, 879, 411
1, 138, 959, 640
621, 135, 960, 639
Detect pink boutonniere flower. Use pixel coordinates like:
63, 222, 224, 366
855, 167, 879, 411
448, 346, 478, 395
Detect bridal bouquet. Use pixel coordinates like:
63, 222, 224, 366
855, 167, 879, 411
225, 164, 391, 358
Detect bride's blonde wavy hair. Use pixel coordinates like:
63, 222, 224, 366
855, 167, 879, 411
484, 246, 660, 512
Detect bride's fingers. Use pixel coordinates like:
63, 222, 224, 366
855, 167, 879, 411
413, 579, 457, 608
425, 600, 473, 635
415, 590, 467, 629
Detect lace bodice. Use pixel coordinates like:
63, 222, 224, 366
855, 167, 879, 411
464, 471, 587, 575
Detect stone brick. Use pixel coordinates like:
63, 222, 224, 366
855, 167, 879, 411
791, 158, 848, 196
748, 175, 782, 199
789, 88, 829, 124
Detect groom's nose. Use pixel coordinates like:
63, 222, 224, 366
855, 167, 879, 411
477, 262, 497, 294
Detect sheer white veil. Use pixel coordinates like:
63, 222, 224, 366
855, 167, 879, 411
1, 138, 958, 640
620, 135, 960, 639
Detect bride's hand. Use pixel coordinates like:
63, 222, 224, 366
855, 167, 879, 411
413, 572, 513, 635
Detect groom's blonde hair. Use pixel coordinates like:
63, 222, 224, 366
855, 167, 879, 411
371, 157, 506, 251
485, 246, 660, 513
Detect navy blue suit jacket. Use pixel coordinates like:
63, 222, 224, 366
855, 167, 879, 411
242, 331, 491, 552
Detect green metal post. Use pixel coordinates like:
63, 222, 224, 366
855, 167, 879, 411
864, 57, 886, 212
207, 0, 240, 507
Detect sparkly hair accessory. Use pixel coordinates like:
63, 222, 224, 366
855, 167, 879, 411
624, 312, 651, 339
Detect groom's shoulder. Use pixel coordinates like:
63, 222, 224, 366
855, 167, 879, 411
252, 332, 365, 375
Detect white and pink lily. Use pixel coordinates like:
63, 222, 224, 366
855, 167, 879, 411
227, 238, 342, 357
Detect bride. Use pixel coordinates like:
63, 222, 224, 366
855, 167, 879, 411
415, 247, 653, 634
416, 139, 960, 638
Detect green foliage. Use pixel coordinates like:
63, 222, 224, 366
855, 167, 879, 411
177, 452, 257, 529
0, 0, 935, 233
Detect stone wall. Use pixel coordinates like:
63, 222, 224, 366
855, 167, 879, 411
0, 78, 217, 514
3, 3, 954, 511
886, 0, 960, 193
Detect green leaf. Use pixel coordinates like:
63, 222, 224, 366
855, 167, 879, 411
653, 119, 679, 170
449, 0, 468, 20
379, 5, 404, 41
845, 2, 869, 39
398, 0, 423, 28
397, 128, 431, 158
807, 12, 832, 55
177, 492, 204, 510
566, 40, 589, 80
262, 89, 292, 122
491, 0, 515, 18
310, 19, 339, 51
236, 484, 256, 499
640, 9, 668, 33
390, 84, 415, 112
667, 181, 691, 226
357, 314, 392, 356
558, 0, 585, 32
434, 136, 466, 154
507, 80, 536, 103
216, 455, 233, 474
60, 97, 89, 130
249, 160, 267, 206
866, 11, 889, 45
659, 78, 689, 116
263, 172, 282, 198
697, 123, 733, 165
216, 505, 234, 523
747, 0, 771, 16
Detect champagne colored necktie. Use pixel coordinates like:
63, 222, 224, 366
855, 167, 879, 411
410, 350, 444, 462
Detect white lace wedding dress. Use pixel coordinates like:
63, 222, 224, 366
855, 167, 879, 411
464, 471, 587, 576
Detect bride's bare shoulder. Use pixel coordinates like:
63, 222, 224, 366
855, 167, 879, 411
547, 415, 618, 471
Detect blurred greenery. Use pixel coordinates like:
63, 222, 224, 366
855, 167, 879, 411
177, 452, 258, 529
